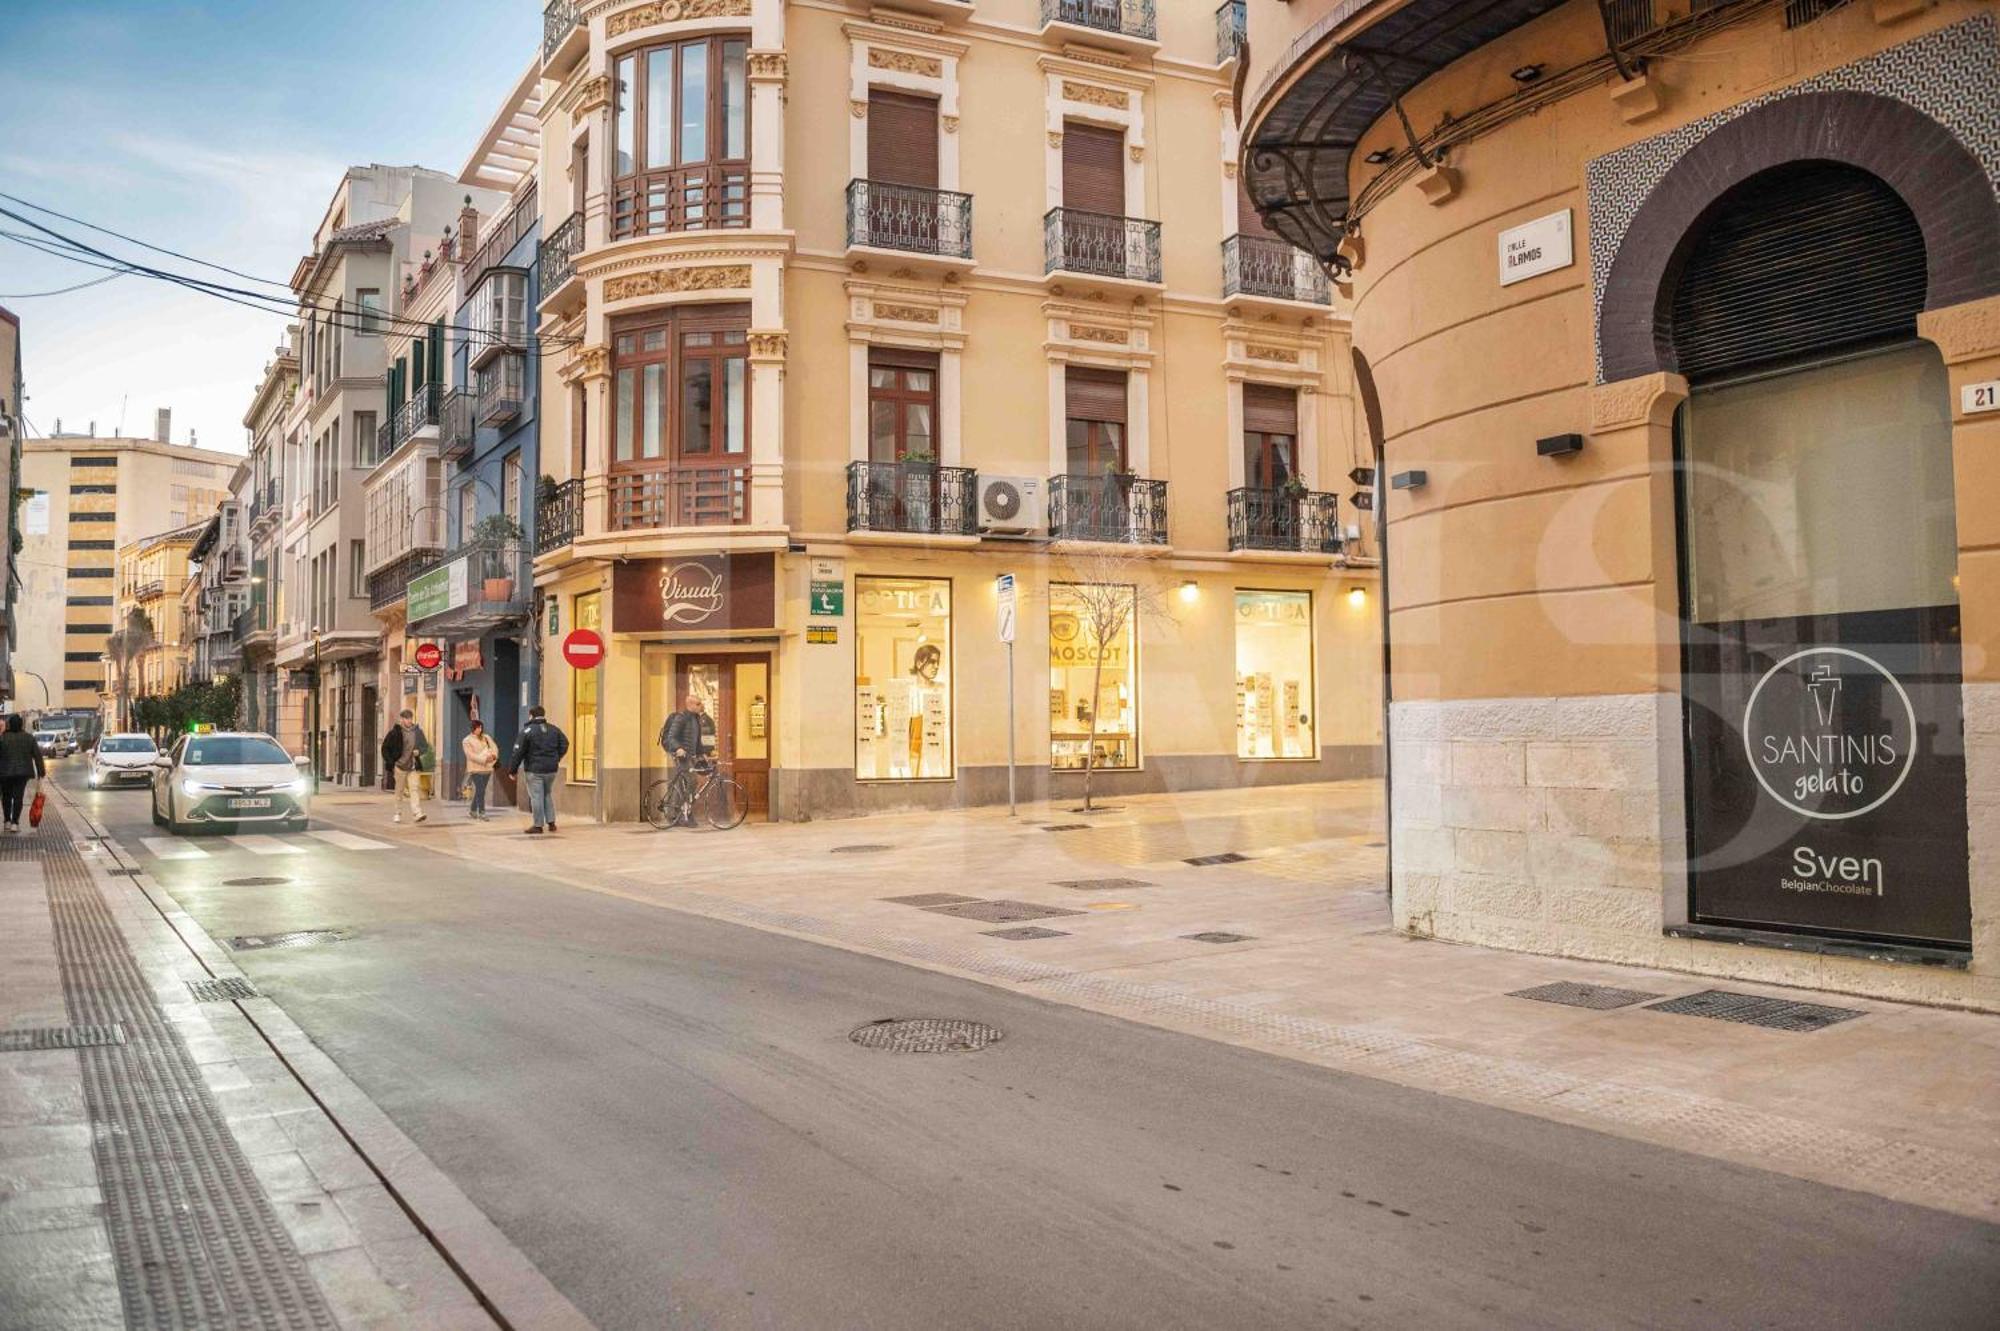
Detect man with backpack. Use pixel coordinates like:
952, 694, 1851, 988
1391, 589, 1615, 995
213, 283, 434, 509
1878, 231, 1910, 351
510, 704, 570, 835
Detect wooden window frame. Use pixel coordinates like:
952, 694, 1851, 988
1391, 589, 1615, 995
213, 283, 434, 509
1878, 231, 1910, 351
866, 349, 940, 463
610, 304, 751, 472
611, 36, 751, 239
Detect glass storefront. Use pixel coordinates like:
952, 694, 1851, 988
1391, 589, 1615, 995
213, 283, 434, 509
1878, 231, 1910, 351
855, 576, 953, 780
1234, 590, 1314, 759
572, 590, 601, 782
1049, 582, 1137, 771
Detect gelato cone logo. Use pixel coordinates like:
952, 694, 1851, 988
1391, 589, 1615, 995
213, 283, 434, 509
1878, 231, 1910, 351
1743, 647, 1916, 820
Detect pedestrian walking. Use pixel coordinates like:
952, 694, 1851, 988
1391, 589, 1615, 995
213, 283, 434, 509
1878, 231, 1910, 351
462, 720, 499, 821
0, 714, 46, 834
509, 704, 569, 835
658, 693, 714, 827
379, 709, 432, 825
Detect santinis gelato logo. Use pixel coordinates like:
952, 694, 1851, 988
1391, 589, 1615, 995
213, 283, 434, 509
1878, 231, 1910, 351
1742, 647, 1917, 820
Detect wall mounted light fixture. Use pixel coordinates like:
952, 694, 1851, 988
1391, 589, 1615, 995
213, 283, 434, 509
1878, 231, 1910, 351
1390, 470, 1428, 491
1178, 580, 1199, 604
1536, 433, 1585, 457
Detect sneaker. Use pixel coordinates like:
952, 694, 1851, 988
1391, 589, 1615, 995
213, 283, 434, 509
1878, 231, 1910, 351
393, 814, 402, 824
415, 812, 427, 824
526, 825, 544, 835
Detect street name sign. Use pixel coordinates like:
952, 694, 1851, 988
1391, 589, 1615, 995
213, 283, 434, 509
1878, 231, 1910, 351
1498, 209, 1573, 287
809, 556, 845, 617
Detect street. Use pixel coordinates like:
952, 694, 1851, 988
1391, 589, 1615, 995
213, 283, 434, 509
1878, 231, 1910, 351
51, 763, 2000, 1330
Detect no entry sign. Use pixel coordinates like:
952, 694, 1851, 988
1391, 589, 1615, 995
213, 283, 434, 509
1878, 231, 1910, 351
412, 642, 443, 671
562, 627, 605, 670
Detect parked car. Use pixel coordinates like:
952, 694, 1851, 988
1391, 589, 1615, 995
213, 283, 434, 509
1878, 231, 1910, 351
33, 725, 77, 758
89, 733, 160, 788
150, 732, 313, 834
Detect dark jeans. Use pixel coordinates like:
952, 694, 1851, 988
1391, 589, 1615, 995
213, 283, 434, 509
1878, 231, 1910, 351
468, 772, 491, 817
0, 775, 30, 824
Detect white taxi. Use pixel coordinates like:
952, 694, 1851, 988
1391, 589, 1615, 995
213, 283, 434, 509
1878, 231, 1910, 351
89, 733, 160, 788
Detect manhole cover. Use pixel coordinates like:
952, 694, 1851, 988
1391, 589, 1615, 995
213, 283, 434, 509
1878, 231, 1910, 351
850, 1018, 1003, 1054
1510, 981, 1662, 1010
0, 1025, 127, 1052
1043, 824, 1089, 832
223, 876, 293, 887
831, 844, 892, 854
922, 899, 1087, 923
1185, 852, 1251, 866
882, 892, 981, 907
1183, 931, 1254, 944
982, 926, 1069, 940
1647, 989, 1864, 1032
1054, 878, 1153, 891
187, 977, 260, 1003
226, 930, 348, 952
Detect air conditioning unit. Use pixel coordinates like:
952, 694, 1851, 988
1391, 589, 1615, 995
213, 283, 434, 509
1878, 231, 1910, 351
977, 475, 1045, 534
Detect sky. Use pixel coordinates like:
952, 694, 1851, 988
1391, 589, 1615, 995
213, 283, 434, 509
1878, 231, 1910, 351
0, 0, 538, 455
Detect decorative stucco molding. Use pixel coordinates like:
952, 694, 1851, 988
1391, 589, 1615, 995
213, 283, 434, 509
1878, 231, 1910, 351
1246, 344, 1301, 364
1070, 325, 1129, 345
870, 48, 943, 78
563, 74, 612, 118
603, 265, 751, 301
560, 344, 611, 383
606, 0, 749, 39
1919, 292, 2000, 364
746, 51, 787, 81
1062, 80, 1128, 109
1589, 373, 1688, 432
873, 303, 940, 325
747, 331, 788, 359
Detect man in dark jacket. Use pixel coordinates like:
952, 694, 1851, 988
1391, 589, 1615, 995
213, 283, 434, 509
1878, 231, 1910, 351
0, 714, 48, 834
509, 705, 569, 835
657, 694, 714, 827
379, 710, 432, 825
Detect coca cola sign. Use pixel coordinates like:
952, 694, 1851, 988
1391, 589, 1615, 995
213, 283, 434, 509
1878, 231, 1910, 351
659, 561, 727, 625
613, 553, 775, 634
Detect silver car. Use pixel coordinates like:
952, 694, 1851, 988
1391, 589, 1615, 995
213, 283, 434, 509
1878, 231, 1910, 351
150, 732, 314, 834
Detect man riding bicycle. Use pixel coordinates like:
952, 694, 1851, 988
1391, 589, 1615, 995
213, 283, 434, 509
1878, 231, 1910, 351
658, 693, 715, 828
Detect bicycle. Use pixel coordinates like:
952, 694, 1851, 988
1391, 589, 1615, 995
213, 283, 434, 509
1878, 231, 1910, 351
645, 757, 749, 831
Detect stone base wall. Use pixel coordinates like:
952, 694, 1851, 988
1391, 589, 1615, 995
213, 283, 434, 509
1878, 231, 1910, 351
1391, 690, 1999, 1012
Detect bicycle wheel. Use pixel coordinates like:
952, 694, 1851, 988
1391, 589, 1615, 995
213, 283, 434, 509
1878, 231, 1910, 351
643, 778, 680, 830
702, 777, 749, 831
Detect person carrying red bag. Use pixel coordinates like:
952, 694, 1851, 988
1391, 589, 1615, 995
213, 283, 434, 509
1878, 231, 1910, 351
0, 714, 47, 834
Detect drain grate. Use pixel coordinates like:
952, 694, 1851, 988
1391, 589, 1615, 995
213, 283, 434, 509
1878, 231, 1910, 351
1647, 989, 1864, 1032
1043, 824, 1089, 832
222, 876, 292, 887
1185, 852, 1251, 866
850, 1018, 1003, 1054
882, 892, 982, 907
1510, 981, 1662, 1011
922, 899, 1087, 924
186, 977, 260, 1003
830, 844, 893, 854
225, 929, 348, 952
106, 868, 142, 876
1183, 932, 1254, 944
0, 1024, 128, 1052
982, 926, 1070, 940
1054, 877, 1153, 891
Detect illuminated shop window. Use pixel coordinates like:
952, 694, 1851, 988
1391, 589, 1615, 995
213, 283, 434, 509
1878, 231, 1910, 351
1049, 582, 1137, 771
855, 576, 953, 780
1234, 590, 1314, 759
572, 591, 601, 783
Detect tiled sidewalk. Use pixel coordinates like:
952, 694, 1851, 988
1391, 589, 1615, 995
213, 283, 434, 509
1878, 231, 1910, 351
329, 779, 2000, 1222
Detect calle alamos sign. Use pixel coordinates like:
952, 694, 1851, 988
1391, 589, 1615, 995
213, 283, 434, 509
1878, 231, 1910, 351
612, 553, 774, 634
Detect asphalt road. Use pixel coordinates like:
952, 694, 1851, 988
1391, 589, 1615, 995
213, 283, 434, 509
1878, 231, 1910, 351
61, 764, 2000, 1330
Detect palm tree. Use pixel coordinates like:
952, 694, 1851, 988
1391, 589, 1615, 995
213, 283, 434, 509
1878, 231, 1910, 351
105, 608, 155, 733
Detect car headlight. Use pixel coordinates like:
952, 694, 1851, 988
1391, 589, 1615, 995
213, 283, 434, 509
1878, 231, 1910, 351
285, 777, 311, 797
180, 777, 208, 798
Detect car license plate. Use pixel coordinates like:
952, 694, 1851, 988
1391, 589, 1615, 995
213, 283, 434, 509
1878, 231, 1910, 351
227, 797, 272, 810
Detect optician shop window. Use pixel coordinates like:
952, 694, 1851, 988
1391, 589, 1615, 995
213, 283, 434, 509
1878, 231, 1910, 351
1235, 590, 1314, 759
855, 577, 952, 780
1049, 582, 1137, 771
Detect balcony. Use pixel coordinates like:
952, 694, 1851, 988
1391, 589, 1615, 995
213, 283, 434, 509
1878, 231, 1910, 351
439, 389, 474, 462
538, 211, 583, 314
369, 547, 437, 612
611, 166, 749, 240
469, 181, 539, 287
476, 373, 524, 429
1040, 0, 1157, 50
406, 540, 531, 633
1048, 473, 1168, 545
382, 383, 442, 457
542, 0, 586, 74
1215, 1, 1245, 65
1226, 487, 1343, 555
846, 461, 978, 537
846, 181, 973, 264
1222, 235, 1332, 306
609, 468, 750, 531
536, 478, 582, 555
133, 578, 166, 601
1045, 208, 1161, 285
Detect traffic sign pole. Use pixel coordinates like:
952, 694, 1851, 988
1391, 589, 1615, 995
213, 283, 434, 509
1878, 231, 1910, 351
997, 573, 1017, 817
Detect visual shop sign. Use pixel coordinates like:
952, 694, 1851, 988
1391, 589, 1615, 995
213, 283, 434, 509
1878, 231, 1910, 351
1687, 607, 1970, 949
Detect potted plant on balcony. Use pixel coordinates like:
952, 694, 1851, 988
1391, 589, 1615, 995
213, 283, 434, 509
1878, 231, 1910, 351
898, 449, 938, 532
1278, 472, 1309, 550
471, 513, 523, 602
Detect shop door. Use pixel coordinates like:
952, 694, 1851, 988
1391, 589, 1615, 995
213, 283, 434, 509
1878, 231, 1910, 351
359, 686, 378, 786
677, 653, 771, 817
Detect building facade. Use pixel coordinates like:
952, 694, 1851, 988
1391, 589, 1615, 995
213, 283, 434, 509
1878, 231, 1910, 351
111, 524, 202, 719
1, 306, 21, 708
529, 0, 1383, 823
184, 492, 250, 686
240, 337, 300, 743
18, 435, 238, 718
1243, 0, 2000, 1008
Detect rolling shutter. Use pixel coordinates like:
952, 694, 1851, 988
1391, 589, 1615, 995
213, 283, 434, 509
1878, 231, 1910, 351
1243, 384, 1298, 435
1066, 367, 1128, 423
868, 91, 939, 188
1669, 162, 1927, 384
1062, 122, 1125, 215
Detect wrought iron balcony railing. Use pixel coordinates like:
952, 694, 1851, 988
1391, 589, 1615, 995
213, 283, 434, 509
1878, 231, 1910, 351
846, 461, 978, 536
1041, 0, 1156, 42
846, 181, 973, 260
1045, 208, 1162, 283
468, 180, 538, 285
609, 468, 751, 531
1222, 235, 1332, 305
383, 382, 441, 457
1226, 487, 1343, 554
538, 211, 582, 300
1215, 0, 1246, 64
543, 0, 581, 63
1048, 473, 1168, 545
368, 548, 434, 611
536, 478, 582, 554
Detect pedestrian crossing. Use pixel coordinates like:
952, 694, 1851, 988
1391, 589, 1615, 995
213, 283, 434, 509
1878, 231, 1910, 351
139, 830, 394, 860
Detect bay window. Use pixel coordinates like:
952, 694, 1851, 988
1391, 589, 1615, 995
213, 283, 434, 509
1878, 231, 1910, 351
611, 36, 750, 238
610, 305, 750, 528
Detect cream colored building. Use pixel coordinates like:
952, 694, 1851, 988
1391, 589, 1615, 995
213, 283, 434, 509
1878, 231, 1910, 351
18, 435, 238, 716
529, 0, 1383, 823
111, 524, 202, 715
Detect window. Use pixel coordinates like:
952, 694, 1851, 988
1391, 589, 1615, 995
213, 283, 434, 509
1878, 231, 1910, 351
469, 272, 527, 355
572, 591, 601, 782
353, 412, 377, 467
502, 451, 523, 520
65, 678, 103, 693
1062, 121, 1125, 214
1049, 582, 1137, 771
68, 484, 116, 495
69, 512, 115, 523
349, 540, 366, 597
1065, 367, 1128, 474
70, 623, 113, 635
868, 351, 938, 462
69, 456, 117, 468
458, 485, 477, 544
1235, 591, 1314, 759
68, 568, 114, 580
356, 289, 385, 335
477, 354, 526, 423
66, 595, 114, 606
610, 36, 750, 238
1243, 386, 1299, 490
868, 90, 939, 188
855, 577, 952, 780
611, 306, 748, 467
68, 539, 115, 550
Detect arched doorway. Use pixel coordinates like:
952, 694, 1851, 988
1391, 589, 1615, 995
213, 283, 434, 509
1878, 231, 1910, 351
1672, 161, 1970, 951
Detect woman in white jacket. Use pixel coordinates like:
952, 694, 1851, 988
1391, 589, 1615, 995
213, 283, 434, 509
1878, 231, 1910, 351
462, 720, 499, 820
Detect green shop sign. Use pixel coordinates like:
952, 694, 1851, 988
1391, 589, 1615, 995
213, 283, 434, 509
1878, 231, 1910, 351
407, 556, 469, 621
